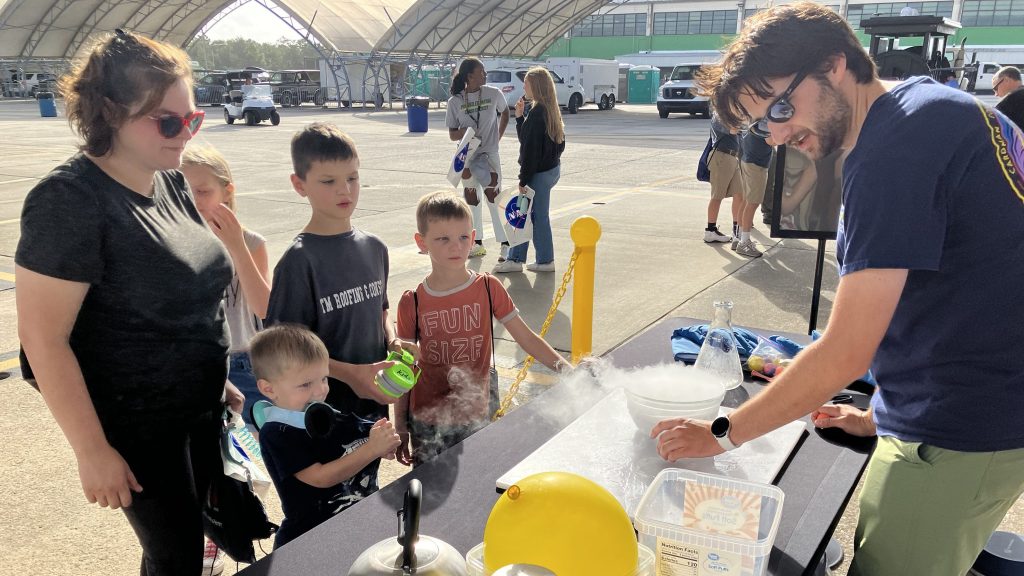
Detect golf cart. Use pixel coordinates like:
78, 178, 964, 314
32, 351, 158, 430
223, 84, 280, 126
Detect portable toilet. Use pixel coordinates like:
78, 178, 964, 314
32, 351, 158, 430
409, 66, 439, 97
628, 66, 660, 104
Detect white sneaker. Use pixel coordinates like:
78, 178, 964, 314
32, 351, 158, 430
498, 243, 510, 262
731, 237, 739, 251
493, 260, 523, 273
704, 228, 732, 243
469, 244, 486, 258
526, 261, 556, 272
735, 240, 763, 258
202, 540, 224, 576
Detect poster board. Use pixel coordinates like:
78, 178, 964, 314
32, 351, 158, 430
768, 145, 846, 241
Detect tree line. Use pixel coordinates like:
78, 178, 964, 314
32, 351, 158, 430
187, 36, 323, 72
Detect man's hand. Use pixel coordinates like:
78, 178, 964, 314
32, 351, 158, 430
77, 443, 143, 509
651, 418, 724, 461
346, 360, 399, 404
812, 404, 876, 437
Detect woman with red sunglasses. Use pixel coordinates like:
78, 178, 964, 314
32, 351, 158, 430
15, 29, 241, 574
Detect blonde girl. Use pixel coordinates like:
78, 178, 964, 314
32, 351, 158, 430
494, 66, 566, 273
181, 145, 271, 428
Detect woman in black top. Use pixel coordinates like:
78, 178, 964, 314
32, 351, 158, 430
15, 30, 241, 574
494, 67, 566, 273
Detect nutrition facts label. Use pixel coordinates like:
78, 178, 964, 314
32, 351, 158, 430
656, 541, 700, 576
656, 539, 746, 576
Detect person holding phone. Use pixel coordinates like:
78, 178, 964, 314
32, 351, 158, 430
494, 67, 566, 274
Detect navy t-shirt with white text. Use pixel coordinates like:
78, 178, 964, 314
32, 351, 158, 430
838, 77, 1024, 452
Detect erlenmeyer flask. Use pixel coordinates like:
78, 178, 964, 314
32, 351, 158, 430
694, 301, 744, 390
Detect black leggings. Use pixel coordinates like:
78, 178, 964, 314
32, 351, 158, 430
114, 410, 222, 576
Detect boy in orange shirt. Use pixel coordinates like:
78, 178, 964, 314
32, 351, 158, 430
394, 192, 571, 465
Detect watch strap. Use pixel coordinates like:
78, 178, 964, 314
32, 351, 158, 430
712, 415, 740, 451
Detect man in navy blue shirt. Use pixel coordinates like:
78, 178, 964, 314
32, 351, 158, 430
651, 4, 1024, 575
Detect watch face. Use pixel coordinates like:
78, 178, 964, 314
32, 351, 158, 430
711, 416, 730, 438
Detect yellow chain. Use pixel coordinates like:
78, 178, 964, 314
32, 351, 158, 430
494, 250, 578, 419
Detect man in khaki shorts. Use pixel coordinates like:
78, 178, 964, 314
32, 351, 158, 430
734, 131, 773, 257
704, 115, 742, 243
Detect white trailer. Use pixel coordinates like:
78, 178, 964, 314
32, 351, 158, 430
545, 57, 620, 113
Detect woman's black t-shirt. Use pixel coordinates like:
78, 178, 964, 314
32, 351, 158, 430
16, 153, 232, 443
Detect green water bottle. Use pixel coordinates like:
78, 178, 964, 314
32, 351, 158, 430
375, 349, 421, 398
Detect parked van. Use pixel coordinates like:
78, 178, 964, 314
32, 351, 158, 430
972, 61, 1002, 91
2, 72, 57, 97
486, 64, 606, 114
656, 63, 709, 119
269, 69, 322, 106
193, 68, 270, 106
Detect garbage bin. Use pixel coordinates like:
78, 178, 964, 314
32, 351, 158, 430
970, 531, 1024, 576
406, 96, 430, 133
36, 91, 57, 118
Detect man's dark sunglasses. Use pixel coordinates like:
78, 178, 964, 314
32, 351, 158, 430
747, 69, 809, 138
148, 110, 205, 139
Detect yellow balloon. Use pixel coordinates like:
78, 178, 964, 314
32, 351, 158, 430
483, 472, 638, 575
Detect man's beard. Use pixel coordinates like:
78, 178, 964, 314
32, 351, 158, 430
811, 78, 852, 160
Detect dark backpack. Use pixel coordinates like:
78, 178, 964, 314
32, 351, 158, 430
696, 136, 713, 182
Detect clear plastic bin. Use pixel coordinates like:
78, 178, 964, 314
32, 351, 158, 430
465, 542, 655, 575
633, 469, 784, 576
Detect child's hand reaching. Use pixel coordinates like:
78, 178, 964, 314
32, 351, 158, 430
395, 432, 413, 467
367, 418, 401, 460
388, 338, 420, 362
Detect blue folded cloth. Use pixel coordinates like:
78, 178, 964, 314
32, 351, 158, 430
768, 331, 877, 387
671, 324, 761, 364
671, 326, 877, 387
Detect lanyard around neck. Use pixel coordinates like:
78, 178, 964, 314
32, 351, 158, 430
467, 89, 481, 127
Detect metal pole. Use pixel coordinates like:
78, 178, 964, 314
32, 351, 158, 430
808, 238, 827, 335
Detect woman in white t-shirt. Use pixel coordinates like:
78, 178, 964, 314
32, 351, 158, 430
446, 57, 511, 261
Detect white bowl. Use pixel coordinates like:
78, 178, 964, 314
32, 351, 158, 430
622, 365, 725, 433
625, 392, 721, 434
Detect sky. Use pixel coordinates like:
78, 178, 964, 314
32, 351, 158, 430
202, 2, 302, 42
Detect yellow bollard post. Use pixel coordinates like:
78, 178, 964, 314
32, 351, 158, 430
570, 216, 602, 364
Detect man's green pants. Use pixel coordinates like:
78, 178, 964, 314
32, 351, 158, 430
849, 436, 1024, 576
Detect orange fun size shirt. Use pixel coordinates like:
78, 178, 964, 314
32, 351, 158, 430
396, 273, 518, 426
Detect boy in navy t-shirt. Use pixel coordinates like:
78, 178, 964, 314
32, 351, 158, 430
266, 123, 410, 498
252, 325, 400, 548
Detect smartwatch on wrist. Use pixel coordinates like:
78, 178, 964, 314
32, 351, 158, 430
711, 415, 740, 451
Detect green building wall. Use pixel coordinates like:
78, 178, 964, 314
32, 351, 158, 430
544, 35, 737, 59
543, 27, 1023, 59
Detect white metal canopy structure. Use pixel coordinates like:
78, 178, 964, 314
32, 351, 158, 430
0, 0, 605, 61
0, 0, 415, 60
0, 0, 614, 105
373, 0, 609, 60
